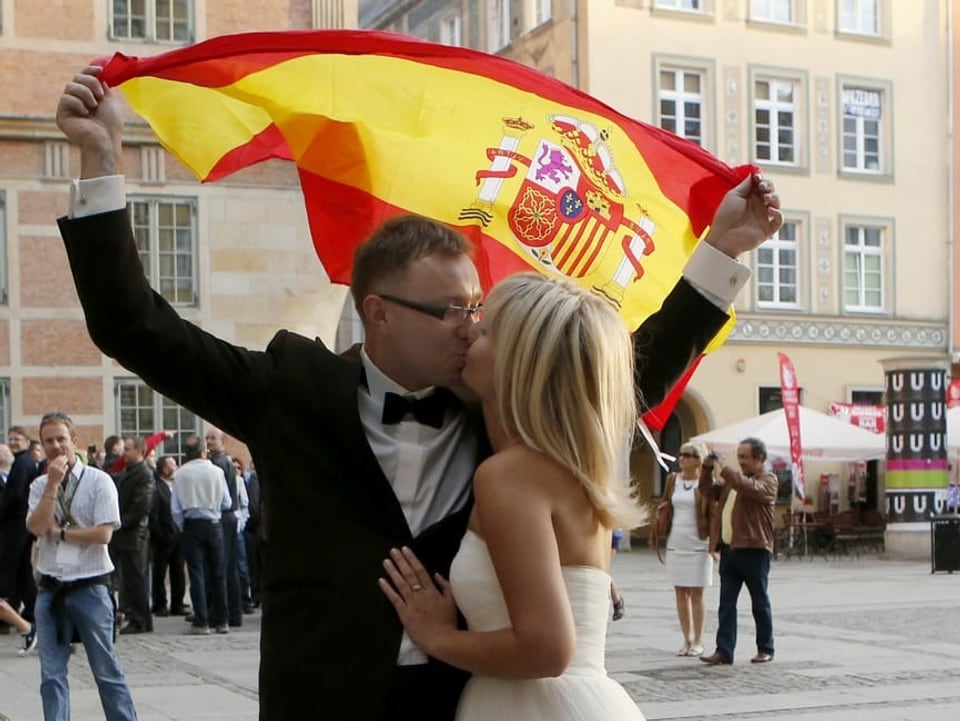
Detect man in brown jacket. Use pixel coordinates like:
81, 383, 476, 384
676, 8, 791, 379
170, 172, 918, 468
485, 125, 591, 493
699, 437, 778, 665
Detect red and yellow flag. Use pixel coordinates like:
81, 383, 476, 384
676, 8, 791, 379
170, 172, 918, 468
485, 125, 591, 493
97, 30, 751, 426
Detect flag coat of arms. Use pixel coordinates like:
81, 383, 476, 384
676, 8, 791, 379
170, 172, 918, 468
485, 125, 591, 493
96, 29, 753, 425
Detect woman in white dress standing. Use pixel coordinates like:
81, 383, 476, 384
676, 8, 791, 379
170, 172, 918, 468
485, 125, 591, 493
379, 272, 646, 721
660, 441, 715, 657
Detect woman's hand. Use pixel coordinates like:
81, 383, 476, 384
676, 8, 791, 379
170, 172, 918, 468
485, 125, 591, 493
379, 547, 458, 657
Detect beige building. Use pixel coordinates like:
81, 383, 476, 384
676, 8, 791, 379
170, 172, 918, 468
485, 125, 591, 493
366, 0, 951, 530
0, 0, 358, 458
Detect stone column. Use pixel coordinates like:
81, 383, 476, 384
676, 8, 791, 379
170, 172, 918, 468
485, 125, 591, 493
881, 357, 950, 558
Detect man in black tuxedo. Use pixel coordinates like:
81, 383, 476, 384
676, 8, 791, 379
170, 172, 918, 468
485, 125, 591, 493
55, 66, 781, 721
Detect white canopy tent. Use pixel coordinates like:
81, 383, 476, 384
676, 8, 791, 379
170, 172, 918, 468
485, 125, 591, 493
947, 406, 960, 452
690, 405, 886, 462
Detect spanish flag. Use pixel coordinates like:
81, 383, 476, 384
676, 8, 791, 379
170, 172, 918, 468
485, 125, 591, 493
97, 30, 750, 427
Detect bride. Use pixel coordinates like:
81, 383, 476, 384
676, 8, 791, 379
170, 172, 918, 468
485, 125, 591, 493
380, 272, 646, 720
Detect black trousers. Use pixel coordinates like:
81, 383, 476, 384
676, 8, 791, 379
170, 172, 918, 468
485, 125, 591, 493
383, 662, 469, 721
151, 538, 186, 613
114, 534, 152, 631
220, 514, 243, 625
181, 519, 227, 628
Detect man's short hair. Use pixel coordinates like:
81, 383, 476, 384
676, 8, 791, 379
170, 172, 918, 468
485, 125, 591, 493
740, 437, 768, 462
104, 435, 121, 453
39, 411, 76, 437
350, 214, 473, 318
183, 434, 205, 462
123, 435, 147, 455
8, 425, 28, 439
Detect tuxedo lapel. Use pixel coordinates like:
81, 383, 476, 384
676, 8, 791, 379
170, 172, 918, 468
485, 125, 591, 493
326, 357, 413, 543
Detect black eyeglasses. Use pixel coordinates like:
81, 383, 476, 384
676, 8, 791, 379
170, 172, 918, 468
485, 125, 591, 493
678, 452, 700, 459
379, 294, 483, 324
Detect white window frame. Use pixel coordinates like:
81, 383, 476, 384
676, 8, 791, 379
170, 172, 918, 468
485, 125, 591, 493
115, 378, 199, 463
535, 0, 552, 25
654, 0, 704, 12
841, 220, 889, 313
440, 13, 462, 46
751, 73, 804, 168
839, 80, 891, 178
654, 60, 711, 148
128, 196, 198, 307
488, 0, 511, 51
110, 0, 194, 43
749, 0, 798, 25
756, 218, 802, 309
838, 0, 880, 36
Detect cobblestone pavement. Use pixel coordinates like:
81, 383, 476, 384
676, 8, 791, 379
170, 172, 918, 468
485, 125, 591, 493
2, 549, 959, 720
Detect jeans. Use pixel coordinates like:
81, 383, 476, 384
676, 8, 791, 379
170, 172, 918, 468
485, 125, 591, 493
35, 584, 137, 721
181, 519, 227, 628
716, 547, 774, 660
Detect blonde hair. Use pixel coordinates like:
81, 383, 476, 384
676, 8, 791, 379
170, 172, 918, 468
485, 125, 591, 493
484, 273, 642, 528
679, 441, 708, 464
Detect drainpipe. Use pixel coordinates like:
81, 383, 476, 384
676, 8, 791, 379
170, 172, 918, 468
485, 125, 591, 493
569, 0, 580, 89
948, 0, 955, 369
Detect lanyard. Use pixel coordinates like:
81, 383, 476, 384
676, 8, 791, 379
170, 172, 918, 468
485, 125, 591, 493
57, 466, 86, 524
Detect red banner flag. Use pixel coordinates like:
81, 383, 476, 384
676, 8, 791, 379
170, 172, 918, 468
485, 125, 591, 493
827, 401, 886, 434
96, 30, 752, 425
777, 352, 806, 503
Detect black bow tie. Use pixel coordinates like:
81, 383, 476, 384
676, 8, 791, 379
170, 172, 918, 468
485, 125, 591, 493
382, 389, 458, 429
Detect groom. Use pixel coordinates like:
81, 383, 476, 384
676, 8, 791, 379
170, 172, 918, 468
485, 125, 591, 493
55, 65, 781, 721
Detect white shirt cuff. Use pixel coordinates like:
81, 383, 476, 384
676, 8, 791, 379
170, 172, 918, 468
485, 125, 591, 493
682, 240, 752, 309
68, 176, 126, 218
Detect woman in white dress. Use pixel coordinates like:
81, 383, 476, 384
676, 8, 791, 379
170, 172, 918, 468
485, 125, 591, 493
659, 441, 715, 657
379, 272, 646, 721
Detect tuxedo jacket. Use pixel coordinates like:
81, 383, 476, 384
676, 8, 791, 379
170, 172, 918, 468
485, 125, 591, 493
60, 209, 728, 721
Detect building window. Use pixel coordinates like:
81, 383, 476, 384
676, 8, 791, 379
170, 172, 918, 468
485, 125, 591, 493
753, 77, 800, 166
535, 0, 552, 25
111, 0, 193, 43
654, 0, 703, 11
657, 66, 706, 146
116, 379, 198, 462
759, 385, 802, 414
335, 295, 364, 353
129, 197, 197, 306
842, 223, 884, 312
0, 379, 9, 439
749, 0, 796, 24
840, 85, 885, 175
440, 13, 462, 46
838, 0, 879, 36
0, 191, 7, 305
756, 220, 800, 308
488, 0, 511, 51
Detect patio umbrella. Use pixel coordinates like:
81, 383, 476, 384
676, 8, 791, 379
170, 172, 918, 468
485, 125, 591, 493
690, 405, 886, 461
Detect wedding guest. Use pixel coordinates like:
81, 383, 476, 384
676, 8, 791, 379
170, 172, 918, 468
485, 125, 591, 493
660, 441, 714, 657
699, 439, 778, 665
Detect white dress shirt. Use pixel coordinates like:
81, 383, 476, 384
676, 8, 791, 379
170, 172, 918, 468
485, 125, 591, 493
29, 462, 121, 582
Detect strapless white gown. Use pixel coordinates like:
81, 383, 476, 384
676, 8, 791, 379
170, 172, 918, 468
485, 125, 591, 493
449, 530, 645, 721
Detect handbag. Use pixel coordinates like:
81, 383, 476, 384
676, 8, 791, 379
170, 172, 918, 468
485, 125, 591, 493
650, 473, 676, 563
